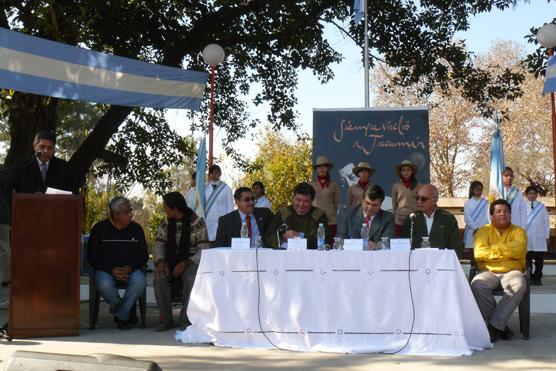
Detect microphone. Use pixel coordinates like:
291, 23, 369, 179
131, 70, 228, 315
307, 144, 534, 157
409, 213, 416, 249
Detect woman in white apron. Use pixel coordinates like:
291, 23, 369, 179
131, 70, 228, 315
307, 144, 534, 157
464, 181, 489, 249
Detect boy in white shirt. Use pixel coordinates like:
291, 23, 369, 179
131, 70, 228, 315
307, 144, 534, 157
525, 185, 550, 286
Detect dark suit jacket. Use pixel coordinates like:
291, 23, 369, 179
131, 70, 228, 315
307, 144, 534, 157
15, 156, 76, 194
214, 208, 274, 247
337, 205, 396, 241
401, 208, 463, 258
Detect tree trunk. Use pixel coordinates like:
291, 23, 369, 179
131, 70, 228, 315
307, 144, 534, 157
5, 93, 59, 165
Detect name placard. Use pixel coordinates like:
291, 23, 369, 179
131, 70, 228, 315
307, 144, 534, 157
231, 238, 251, 250
390, 238, 411, 251
343, 239, 365, 251
287, 238, 307, 251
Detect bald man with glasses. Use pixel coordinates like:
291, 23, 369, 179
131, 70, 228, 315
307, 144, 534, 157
401, 184, 463, 258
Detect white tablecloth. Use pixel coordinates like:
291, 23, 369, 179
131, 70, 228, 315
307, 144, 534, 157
176, 248, 491, 356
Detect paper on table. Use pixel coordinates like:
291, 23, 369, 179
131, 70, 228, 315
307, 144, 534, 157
343, 239, 364, 251
390, 238, 411, 251
287, 238, 307, 250
231, 238, 251, 250
46, 187, 72, 195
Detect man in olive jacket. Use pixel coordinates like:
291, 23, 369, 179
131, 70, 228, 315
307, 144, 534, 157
265, 182, 329, 249
402, 184, 463, 258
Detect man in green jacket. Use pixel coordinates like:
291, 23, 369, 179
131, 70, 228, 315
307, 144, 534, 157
265, 182, 330, 249
402, 184, 463, 258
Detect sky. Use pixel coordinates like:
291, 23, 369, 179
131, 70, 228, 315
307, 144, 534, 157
164, 1, 555, 186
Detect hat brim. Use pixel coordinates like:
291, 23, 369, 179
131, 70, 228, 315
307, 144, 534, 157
313, 162, 333, 169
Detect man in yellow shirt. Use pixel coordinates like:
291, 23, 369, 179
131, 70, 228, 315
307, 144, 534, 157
471, 199, 527, 343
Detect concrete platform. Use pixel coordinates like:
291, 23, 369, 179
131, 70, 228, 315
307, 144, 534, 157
2, 272, 556, 370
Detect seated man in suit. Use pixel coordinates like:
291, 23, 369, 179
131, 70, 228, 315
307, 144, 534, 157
471, 199, 527, 343
153, 192, 210, 331
338, 185, 395, 249
265, 182, 330, 249
401, 184, 462, 257
88, 197, 148, 330
214, 187, 274, 247
14, 130, 76, 194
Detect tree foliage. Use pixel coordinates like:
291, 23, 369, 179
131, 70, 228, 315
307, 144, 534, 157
373, 39, 553, 196
0, 1, 552, 191
240, 129, 312, 210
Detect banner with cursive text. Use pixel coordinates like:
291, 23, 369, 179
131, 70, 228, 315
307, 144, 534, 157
312, 107, 430, 209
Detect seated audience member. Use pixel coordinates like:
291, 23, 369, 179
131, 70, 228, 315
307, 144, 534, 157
88, 197, 148, 330
338, 185, 395, 249
471, 199, 527, 343
401, 184, 462, 257
214, 187, 274, 247
265, 182, 330, 249
253, 181, 272, 209
153, 192, 210, 331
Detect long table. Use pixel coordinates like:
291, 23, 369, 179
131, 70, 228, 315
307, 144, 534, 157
176, 248, 491, 356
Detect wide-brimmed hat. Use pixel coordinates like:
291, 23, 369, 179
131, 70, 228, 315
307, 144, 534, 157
395, 160, 418, 176
352, 161, 375, 176
313, 156, 333, 169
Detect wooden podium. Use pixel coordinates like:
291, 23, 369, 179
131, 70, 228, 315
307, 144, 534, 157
9, 193, 82, 338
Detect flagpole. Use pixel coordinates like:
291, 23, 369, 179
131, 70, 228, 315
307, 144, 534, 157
363, 0, 369, 108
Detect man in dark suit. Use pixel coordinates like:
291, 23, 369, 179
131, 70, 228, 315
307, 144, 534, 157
402, 184, 462, 257
14, 131, 76, 194
338, 185, 395, 249
214, 187, 274, 247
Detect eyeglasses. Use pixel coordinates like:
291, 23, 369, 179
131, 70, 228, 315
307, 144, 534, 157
241, 197, 255, 202
415, 196, 431, 202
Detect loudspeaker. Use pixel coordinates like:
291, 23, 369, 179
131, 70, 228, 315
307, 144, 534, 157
4, 351, 162, 371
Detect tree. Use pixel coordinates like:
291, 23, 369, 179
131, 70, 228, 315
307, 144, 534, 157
1, 1, 550, 190
371, 66, 478, 196
469, 41, 553, 195
240, 129, 312, 210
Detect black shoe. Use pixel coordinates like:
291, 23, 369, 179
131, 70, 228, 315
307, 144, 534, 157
114, 316, 131, 330
487, 323, 498, 343
537, 279, 543, 286
1, 281, 9, 287
498, 326, 514, 340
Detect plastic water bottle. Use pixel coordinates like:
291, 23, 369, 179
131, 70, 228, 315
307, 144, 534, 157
240, 222, 249, 238
317, 223, 326, 250
361, 223, 369, 248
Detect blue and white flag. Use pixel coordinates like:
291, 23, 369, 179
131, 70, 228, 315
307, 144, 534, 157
543, 54, 556, 94
489, 127, 505, 201
194, 138, 207, 218
353, 0, 365, 23
0, 27, 208, 110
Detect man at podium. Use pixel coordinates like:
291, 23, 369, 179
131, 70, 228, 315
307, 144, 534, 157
13, 130, 76, 194
88, 197, 148, 330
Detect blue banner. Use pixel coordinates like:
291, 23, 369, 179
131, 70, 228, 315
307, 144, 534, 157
312, 108, 430, 209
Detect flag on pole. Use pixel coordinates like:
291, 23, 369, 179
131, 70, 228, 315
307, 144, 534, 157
0, 27, 208, 110
194, 138, 207, 218
489, 126, 505, 202
353, 0, 365, 23
542, 55, 556, 94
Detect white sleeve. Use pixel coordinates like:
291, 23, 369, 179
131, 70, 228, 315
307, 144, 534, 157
520, 196, 528, 228
226, 185, 234, 213
543, 205, 550, 239
463, 200, 476, 230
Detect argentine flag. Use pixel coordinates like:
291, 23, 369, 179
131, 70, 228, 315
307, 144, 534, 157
194, 138, 207, 219
543, 54, 556, 94
489, 127, 505, 201
354, 0, 365, 23
0, 27, 208, 110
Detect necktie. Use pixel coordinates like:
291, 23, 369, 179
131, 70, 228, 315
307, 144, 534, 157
212, 184, 217, 191
40, 162, 48, 182
363, 214, 371, 226
531, 202, 534, 210
245, 215, 252, 238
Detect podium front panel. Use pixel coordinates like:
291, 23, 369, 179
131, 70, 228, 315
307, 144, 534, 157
9, 194, 82, 338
